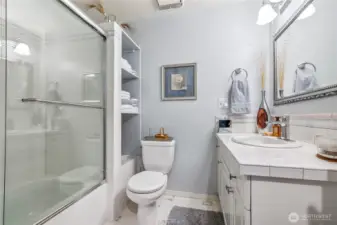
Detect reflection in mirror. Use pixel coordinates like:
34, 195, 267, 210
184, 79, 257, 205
274, 0, 337, 105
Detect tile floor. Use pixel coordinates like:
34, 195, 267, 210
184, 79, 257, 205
106, 194, 221, 225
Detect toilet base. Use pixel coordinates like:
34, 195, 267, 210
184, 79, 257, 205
137, 202, 157, 225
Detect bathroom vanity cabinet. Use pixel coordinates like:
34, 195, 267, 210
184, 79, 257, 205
217, 142, 250, 225
216, 133, 337, 225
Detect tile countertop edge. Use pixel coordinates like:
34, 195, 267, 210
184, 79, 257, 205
216, 133, 337, 182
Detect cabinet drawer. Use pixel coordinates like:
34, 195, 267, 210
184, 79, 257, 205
218, 142, 250, 211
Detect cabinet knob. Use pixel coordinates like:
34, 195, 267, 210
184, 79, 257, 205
225, 185, 234, 194
230, 174, 237, 180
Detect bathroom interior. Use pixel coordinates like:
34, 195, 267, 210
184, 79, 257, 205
0, 0, 336, 224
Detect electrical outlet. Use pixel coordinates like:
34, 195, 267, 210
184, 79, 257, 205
218, 98, 227, 109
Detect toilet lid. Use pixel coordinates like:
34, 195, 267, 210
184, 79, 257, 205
128, 171, 167, 194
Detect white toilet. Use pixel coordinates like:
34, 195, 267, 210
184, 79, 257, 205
127, 139, 175, 225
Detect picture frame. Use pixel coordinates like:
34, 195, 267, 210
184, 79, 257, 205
161, 63, 197, 101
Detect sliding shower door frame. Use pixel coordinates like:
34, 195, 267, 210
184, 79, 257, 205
3, 0, 108, 224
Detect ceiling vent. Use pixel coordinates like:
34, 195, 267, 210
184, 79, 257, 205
156, 0, 183, 10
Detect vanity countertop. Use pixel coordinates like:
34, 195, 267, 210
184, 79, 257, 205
216, 133, 337, 182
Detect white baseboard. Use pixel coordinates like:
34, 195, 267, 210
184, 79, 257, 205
165, 190, 219, 202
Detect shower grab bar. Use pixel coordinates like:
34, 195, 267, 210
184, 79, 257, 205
21, 98, 104, 109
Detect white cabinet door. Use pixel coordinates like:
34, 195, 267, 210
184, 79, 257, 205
219, 161, 235, 225
234, 190, 245, 225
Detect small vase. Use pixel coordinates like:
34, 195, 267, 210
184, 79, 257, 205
256, 90, 271, 133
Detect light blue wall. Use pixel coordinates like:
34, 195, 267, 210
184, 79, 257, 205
133, 2, 268, 194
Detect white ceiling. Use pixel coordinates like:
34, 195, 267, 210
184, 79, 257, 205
74, 0, 255, 23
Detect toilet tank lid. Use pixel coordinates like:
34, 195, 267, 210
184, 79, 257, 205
141, 140, 175, 147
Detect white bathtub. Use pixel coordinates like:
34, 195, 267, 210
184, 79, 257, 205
4, 176, 103, 225
4, 178, 79, 225
113, 155, 137, 219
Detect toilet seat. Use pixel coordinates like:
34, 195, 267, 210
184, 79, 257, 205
127, 171, 167, 194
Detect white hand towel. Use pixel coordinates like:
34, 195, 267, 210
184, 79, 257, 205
228, 78, 250, 115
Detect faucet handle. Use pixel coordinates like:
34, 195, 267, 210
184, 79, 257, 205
280, 115, 290, 125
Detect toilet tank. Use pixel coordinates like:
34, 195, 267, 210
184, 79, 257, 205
141, 140, 175, 174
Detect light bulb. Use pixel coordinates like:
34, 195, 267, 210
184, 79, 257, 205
256, 4, 278, 26
14, 43, 31, 56
298, 4, 316, 20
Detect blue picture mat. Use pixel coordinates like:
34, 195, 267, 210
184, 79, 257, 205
164, 65, 195, 98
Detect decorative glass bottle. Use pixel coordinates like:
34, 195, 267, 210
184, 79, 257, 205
256, 90, 271, 134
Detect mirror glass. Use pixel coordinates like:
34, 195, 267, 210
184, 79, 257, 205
274, 0, 337, 104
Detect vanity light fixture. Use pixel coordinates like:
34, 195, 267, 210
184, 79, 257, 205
298, 2, 316, 20
256, 0, 291, 26
256, 3, 278, 26
156, 0, 183, 10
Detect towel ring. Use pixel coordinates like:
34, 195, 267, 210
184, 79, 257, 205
297, 62, 317, 72
230, 68, 248, 80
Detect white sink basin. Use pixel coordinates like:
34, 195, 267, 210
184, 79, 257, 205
231, 135, 302, 149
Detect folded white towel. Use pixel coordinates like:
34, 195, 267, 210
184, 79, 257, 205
121, 106, 139, 114
122, 99, 132, 105
121, 104, 133, 109
121, 96, 130, 101
121, 58, 133, 71
121, 90, 130, 95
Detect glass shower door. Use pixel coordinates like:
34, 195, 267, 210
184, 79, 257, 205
4, 0, 105, 224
